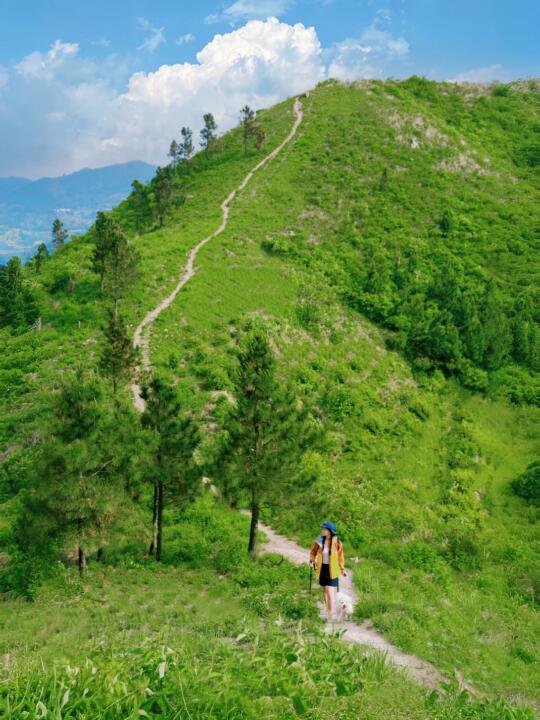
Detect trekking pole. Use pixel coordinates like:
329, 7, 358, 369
309, 562, 313, 595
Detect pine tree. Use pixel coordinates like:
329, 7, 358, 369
481, 280, 512, 370
168, 139, 179, 167
179, 126, 194, 162
0, 257, 22, 327
52, 218, 68, 249
153, 165, 173, 226
240, 105, 256, 154
92, 212, 117, 291
16, 368, 120, 580
130, 180, 150, 234
0, 256, 38, 329
528, 324, 539, 371
99, 307, 139, 407
200, 113, 217, 152
511, 292, 535, 367
102, 230, 141, 314
222, 318, 321, 558
140, 376, 201, 561
456, 289, 486, 366
34, 243, 49, 273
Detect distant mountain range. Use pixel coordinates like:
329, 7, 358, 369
0, 161, 156, 262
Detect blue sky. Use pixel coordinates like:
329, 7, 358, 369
0, 0, 538, 178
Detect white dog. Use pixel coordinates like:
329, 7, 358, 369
335, 591, 354, 621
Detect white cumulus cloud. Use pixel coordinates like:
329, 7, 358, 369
0, 14, 410, 179
0, 18, 324, 178
15, 40, 79, 80
102, 17, 324, 168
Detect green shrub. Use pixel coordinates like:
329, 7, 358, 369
261, 236, 295, 257
458, 359, 489, 391
407, 398, 430, 420
488, 365, 539, 405
511, 460, 540, 504
491, 84, 510, 97
322, 385, 356, 421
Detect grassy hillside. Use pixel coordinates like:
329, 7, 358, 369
0, 77, 538, 718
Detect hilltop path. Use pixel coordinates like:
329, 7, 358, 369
130, 97, 304, 411
128, 96, 473, 695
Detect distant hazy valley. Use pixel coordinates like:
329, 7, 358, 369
0, 160, 156, 261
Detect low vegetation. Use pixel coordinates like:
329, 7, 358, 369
0, 77, 538, 717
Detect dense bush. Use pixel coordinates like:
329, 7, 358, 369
511, 460, 540, 504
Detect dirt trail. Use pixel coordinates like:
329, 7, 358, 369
127, 95, 472, 696
253, 516, 475, 693
131, 98, 304, 411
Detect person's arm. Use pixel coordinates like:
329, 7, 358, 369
338, 540, 347, 576
309, 540, 318, 565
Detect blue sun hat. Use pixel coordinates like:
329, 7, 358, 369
321, 520, 337, 535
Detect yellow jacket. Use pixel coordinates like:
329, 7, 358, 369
309, 534, 345, 580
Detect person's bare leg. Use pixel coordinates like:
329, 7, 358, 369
327, 586, 335, 621
329, 586, 338, 621
323, 586, 331, 619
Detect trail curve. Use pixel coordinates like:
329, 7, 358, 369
253, 516, 476, 693
131, 98, 304, 411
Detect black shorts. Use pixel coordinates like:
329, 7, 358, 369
319, 563, 339, 588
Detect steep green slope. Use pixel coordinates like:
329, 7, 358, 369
0, 77, 539, 715
135, 78, 539, 698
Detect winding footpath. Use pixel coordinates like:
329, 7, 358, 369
131, 97, 304, 412
129, 96, 473, 695
253, 517, 473, 692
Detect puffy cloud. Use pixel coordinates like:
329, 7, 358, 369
206, 1, 293, 24
0, 18, 324, 178
0, 45, 134, 178
0, 14, 410, 179
103, 17, 324, 167
14, 40, 79, 80
447, 64, 508, 83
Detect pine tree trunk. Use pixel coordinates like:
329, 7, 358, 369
156, 480, 164, 561
149, 482, 158, 557
77, 518, 85, 576
248, 489, 259, 560
78, 545, 86, 576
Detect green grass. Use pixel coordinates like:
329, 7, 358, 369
0, 496, 535, 719
135, 80, 539, 704
0, 78, 539, 717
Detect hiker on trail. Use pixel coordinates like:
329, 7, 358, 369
309, 521, 346, 621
